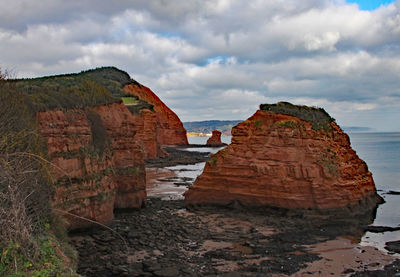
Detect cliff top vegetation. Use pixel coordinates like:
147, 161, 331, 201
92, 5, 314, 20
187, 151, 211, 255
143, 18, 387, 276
9, 66, 152, 112
260, 102, 335, 131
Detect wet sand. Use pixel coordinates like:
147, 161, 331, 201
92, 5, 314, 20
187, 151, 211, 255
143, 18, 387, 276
294, 237, 396, 276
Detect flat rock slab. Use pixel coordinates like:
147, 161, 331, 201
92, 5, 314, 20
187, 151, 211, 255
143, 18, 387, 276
385, 240, 400, 254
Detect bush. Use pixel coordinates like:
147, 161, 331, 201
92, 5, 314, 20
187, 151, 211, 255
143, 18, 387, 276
0, 76, 77, 276
86, 109, 109, 155
260, 102, 335, 131
11, 67, 141, 111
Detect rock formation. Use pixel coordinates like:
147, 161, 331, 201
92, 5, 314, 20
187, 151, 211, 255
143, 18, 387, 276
124, 84, 188, 145
15, 66, 187, 230
38, 103, 146, 230
130, 108, 167, 159
185, 102, 381, 211
206, 130, 225, 146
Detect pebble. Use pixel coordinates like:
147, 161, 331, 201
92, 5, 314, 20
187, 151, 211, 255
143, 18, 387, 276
69, 198, 392, 277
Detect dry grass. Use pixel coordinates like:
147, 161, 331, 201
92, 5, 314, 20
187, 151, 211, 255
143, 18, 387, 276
0, 71, 54, 272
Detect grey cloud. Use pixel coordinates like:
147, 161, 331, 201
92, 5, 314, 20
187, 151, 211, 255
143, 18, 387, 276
0, 0, 399, 131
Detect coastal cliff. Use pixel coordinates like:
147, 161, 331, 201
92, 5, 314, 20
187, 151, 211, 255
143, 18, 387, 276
124, 84, 188, 145
13, 66, 186, 229
130, 108, 167, 159
38, 103, 146, 230
185, 102, 381, 211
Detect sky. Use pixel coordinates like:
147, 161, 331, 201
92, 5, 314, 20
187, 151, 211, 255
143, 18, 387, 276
0, 0, 399, 131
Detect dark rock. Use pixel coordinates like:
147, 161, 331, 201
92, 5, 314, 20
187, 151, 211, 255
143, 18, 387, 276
128, 231, 140, 239
385, 240, 400, 254
142, 261, 162, 272
364, 226, 400, 233
153, 267, 180, 277
387, 190, 400, 195
70, 198, 380, 277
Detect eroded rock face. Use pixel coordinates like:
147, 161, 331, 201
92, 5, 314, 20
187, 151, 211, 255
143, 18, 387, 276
38, 103, 146, 230
124, 84, 188, 145
206, 130, 224, 146
185, 104, 381, 211
130, 108, 167, 159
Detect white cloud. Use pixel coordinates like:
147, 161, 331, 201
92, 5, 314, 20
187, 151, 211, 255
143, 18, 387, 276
0, 0, 399, 130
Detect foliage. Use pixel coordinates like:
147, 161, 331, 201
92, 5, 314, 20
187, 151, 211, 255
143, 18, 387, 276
24, 79, 120, 112
85, 109, 109, 155
208, 154, 218, 167
121, 97, 137, 105
254, 120, 263, 129
0, 235, 78, 277
13, 66, 136, 97
126, 97, 154, 115
115, 166, 141, 175
0, 84, 50, 251
0, 74, 77, 276
121, 95, 154, 115
318, 149, 338, 177
9, 67, 148, 112
273, 120, 305, 129
260, 102, 335, 131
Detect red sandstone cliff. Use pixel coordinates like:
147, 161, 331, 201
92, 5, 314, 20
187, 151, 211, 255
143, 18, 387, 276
185, 104, 380, 210
124, 84, 188, 145
130, 108, 167, 159
206, 130, 225, 146
17, 67, 187, 230
38, 103, 146, 230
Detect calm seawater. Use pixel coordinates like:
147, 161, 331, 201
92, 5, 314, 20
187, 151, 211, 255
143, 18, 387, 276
349, 132, 400, 227
187, 136, 232, 145
349, 132, 400, 251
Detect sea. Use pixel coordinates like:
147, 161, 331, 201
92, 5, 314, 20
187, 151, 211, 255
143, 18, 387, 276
349, 132, 400, 252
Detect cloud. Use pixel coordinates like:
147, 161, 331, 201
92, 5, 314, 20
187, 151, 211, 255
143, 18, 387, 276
0, 0, 399, 131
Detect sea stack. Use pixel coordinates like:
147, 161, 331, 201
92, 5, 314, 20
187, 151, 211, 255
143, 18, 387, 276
185, 102, 381, 211
206, 130, 225, 146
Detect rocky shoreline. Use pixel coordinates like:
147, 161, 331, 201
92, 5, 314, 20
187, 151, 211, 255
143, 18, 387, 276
145, 145, 211, 168
69, 146, 400, 276
69, 198, 395, 276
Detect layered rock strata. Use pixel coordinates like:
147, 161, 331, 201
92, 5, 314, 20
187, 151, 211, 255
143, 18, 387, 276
130, 108, 167, 159
38, 103, 146, 230
185, 103, 380, 211
124, 84, 188, 145
206, 130, 224, 146
16, 67, 187, 230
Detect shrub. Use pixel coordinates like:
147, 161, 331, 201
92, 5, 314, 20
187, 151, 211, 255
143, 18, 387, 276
0, 75, 77, 275
274, 120, 305, 129
86, 109, 109, 156
260, 102, 335, 131
11, 67, 143, 112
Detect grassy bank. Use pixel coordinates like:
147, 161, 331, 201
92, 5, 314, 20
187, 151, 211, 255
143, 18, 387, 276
0, 80, 79, 276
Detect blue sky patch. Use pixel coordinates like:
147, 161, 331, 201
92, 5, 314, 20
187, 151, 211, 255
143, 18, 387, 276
346, 0, 396, 10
